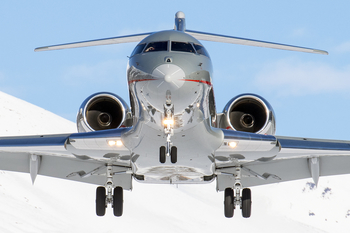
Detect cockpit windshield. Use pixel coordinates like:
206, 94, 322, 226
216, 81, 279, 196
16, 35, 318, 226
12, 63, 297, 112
193, 44, 210, 57
144, 41, 168, 53
130, 40, 210, 58
171, 41, 195, 53
130, 43, 146, 56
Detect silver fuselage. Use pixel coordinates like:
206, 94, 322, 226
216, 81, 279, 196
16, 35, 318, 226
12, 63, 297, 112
123, 30, 223, 184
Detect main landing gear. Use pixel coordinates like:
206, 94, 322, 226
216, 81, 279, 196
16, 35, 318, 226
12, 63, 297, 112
96, 186, 123, 217
224, 187, 251, 218
224, 166, 252, 218
95, 165, 124, 217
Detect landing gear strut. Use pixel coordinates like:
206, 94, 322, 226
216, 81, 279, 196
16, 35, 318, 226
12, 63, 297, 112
95, 165, 124, 217
160, 93, 177, 164
224, 166, 252, 218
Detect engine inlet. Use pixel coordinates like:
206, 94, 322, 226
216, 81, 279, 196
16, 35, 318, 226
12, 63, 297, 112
240, 114, 255, 128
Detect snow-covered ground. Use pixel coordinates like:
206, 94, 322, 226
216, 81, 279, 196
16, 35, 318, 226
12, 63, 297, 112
0, 91, 349, 233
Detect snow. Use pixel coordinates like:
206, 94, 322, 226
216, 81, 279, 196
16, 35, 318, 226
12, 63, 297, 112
0, 91, 350, 232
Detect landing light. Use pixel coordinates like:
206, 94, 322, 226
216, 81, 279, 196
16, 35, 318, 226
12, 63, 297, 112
229, 142, 238, 148
107, 140, 123, 147
163, 119, 174, 126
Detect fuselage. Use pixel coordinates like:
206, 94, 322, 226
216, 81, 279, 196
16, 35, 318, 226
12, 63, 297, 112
123, 30, 223, 184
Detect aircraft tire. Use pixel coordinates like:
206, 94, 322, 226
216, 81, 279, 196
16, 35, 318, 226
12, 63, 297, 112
160, 146, 166, 163
96, 186, 106, 216
171, 146, 177, 163
113, 186, 123, 217
224, 188, 234, 218
241, 188, 251, 218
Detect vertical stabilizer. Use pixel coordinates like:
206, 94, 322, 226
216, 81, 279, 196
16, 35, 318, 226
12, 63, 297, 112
174, 11, 186, 31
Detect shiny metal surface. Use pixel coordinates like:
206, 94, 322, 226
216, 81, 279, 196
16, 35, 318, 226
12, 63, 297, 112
76, 92, 131, 132
124, 30, 221, 183
220, 93, 276, 135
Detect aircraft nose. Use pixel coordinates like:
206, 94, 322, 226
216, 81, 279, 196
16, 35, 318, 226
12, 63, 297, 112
152, 64, 185, 88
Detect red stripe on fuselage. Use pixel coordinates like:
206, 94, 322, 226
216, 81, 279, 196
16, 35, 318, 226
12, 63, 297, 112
181, 79, 212, 86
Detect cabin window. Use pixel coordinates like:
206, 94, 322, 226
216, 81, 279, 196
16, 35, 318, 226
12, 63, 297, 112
130, 43, 146, 56
144, 41, 168, 53
171, 41, 196, 53
193, 44, 210, 57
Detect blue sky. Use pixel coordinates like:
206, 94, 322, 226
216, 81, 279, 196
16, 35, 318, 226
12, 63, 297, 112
1, 1, 350, 140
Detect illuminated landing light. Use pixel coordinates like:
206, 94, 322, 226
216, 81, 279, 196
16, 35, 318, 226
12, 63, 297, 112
107, 140, 123, 147
163, 119, 174, 126
229, 142, 238, 148
108, 140, 116, 146
116, 140, 123, 146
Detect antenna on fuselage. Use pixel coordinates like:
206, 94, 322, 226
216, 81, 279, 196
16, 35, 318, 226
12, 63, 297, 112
174, 11, 186, 31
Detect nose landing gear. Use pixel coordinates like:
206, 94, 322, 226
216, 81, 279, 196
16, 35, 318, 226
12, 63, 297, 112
160, 94, 178, 164
159, 146, 177, 164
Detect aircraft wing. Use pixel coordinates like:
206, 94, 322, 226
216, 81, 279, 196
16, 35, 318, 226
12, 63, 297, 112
0, 128, 133, 189
2, 125, 349, 191
34, 32, 152, 52
215, 129, 350, 191
186, 30, 328, 55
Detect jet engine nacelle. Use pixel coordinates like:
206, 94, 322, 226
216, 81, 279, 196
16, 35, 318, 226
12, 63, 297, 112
219, 94, 276, 135
76, 92, 132, 132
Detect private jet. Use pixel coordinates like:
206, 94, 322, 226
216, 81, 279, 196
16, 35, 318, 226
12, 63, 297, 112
0, 11, 349, 218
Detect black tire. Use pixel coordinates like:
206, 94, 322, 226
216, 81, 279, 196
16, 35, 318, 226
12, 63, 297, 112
224, 188, 234, 218
242, 188, 252, 218
160, 146, 166, 163
170, 146, 177, 163
96, 186, 106, 216
113, 187, 123, 217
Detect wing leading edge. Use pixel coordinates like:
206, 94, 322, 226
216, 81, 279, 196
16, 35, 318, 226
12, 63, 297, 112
186, 30, 328, 55
216, 131, 350, 191
0, 128, 133, 189
34, 33, 152, 52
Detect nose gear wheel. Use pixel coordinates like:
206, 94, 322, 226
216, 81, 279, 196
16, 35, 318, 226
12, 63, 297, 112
159, 146, 177, 163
